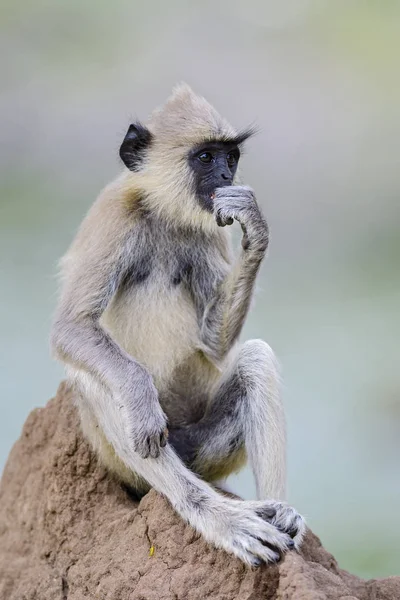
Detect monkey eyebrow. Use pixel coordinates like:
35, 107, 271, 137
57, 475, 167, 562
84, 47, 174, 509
203, 125, 258, 148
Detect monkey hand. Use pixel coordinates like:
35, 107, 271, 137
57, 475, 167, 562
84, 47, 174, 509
213, 186, 269, 252
120, 372, 168, 459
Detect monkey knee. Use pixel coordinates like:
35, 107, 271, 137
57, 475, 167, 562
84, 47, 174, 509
239, 339, 280, 379
241, 339, 277, 364
236, 340, 282, 416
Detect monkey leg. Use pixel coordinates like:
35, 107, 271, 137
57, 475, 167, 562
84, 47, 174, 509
71, 362, 303, 566
169, 339, 286, 501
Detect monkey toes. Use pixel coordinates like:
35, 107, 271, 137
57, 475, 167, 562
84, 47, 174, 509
219, 501, 298, 568
266, 502, 306, 547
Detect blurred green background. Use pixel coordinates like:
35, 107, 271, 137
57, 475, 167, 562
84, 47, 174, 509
1, 0, 399, 579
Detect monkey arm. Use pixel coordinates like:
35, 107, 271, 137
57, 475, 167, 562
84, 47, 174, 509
51, 202, 167, 458
51, 313, 153, 397
51, 256, 168, 458
51, 228, 150, 393
200, 186, 269, 363
200, 244, 267, 362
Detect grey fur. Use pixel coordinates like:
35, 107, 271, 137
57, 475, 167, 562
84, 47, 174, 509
199, 186, 269, 362
51, 85, 305, 566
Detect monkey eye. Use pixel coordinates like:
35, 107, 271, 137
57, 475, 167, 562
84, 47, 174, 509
198, 152, 213, 164
227, 150, 239, 168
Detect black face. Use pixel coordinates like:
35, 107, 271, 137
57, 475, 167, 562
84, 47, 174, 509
188, 142, 240, 211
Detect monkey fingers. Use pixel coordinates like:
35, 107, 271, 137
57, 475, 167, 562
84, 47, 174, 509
133, 425, 169, 459
138, 432, 164, 459
215, 210, 234, 227
213, 185, 256, 205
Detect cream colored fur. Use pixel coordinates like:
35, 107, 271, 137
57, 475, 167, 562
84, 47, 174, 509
51, 84, 305, 567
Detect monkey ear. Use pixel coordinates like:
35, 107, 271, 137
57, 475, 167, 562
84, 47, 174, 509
119, 122, 153, 171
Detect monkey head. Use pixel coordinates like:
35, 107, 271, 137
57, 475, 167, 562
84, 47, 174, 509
119, 84, 255, 229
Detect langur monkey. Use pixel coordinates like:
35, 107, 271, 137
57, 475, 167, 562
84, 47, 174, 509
51, 84, 305, 566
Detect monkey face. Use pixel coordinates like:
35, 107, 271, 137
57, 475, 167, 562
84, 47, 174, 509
188, 142, 240, 212
118, 85, 255, 229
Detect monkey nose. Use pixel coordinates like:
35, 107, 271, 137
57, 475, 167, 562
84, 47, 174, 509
220, 172, 232, 184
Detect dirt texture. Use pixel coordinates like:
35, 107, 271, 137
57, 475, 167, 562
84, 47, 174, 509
0, 382, 399, 600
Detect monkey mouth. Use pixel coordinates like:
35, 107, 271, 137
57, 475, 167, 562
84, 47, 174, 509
209, 180, 233, 199
196, 183, 233, 214
198, 193, 214, 213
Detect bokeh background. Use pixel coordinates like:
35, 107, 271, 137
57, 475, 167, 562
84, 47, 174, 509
1, 0, 399, 579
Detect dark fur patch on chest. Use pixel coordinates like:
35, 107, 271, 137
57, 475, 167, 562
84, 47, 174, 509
172, 262, 193, 286
121, 255, 152, 288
